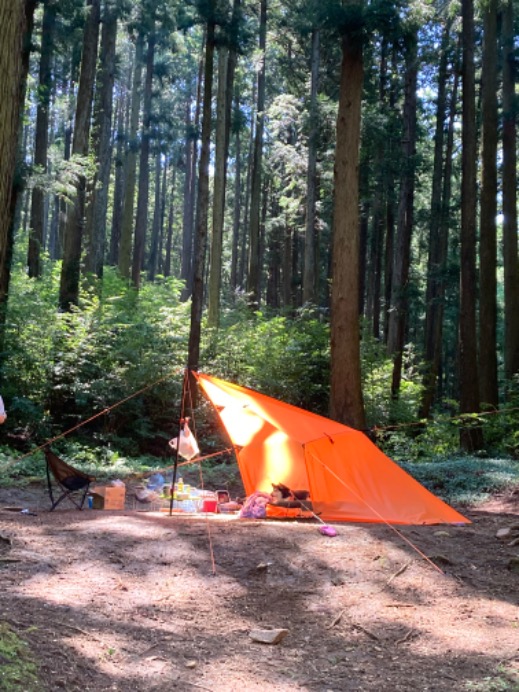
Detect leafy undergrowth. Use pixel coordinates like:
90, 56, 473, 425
0, 623, 40, 691
403, 456, 519, 505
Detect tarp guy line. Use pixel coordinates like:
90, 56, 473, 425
306, 448, 446, 575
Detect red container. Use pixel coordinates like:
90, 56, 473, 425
202, 499, 218, 513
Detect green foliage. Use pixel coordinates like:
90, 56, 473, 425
201, 305, 330, 413
0, 623, 40, 692
2, 265, 189, 450
402, 456, 519, 507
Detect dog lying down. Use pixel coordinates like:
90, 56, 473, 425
270, 483, 312, 509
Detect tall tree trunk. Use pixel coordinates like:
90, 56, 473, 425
187, 20, 215, 375
207, 46, 230, 327
59, 0, 100, 311
246, 0, 267, 308
28, 0, 57, 278
131, 28, 155, 288
147, 153, 162, 281
459, 0, 483, 450
181, 50, 204, 301
164, 166, 176, 277
119, 34, 143, 280
502, 0, 519, 382
109, 69, 130, 267
238, 86, 255, 289
84, 2, 117, 280
303, 27, 320, 305
419, 18, 453, 419
329, 15, 366, 430
230, 89, 242, 292
478, 0, 499, 407
386, 30, 418, 399
0, 0, 34, 359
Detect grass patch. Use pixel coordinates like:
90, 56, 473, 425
0, 623, 40, 692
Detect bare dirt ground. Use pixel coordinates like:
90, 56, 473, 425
0, 482, 518, 692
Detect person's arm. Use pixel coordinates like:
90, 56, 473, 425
0, 396, 6, 422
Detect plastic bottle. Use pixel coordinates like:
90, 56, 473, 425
177, 477, 184, 493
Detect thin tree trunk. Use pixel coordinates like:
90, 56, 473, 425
459, 0, 483, 450
119, 34, 143, 279
386, 30, 418, 399
148, 153, 162, 281
84, 2, 117, 280
109, 67, 130, 267
164, 166, 176, 277
329, 14, 366, 430
230, 89, 241, 291
59, 0, 100, 311
246, 0, 267, 308
131, 28, 155, 288
303, 27, 320, 305
28, 0, 56, 278
187, 20, 215, 375
502, 0, 519, 382
420, 18, 453, 419
478, 0, 499, 407
207, 45, 230, 327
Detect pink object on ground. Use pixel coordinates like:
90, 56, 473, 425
319, 525, 337, 537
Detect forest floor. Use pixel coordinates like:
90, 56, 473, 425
0, 482, 518, 692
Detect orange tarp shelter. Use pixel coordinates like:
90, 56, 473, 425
195, 373, 470, 526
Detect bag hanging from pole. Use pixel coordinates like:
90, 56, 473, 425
169, 420, 200, 460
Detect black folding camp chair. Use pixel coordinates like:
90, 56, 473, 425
44, 447, 95, 511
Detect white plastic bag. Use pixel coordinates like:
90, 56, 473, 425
169, 421, 200, 460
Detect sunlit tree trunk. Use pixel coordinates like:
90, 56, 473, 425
459, 0, 483, 450
329, 14, 366, 430
502, 0, 519, 383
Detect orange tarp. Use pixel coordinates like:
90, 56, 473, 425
195, 373, 470, 526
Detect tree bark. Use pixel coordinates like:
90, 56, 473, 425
478, 0, 499, 407
502, 0, 519, 382
187, 20, 215, 374
303, 27, 320, 305
419, 18, 454, 419
246, 0, 267, 308
207, 45, 230, 327
119, 34, 143, 280
84, 1, 117, 280
132, 28, 155, 288
59, 0, 100, 311
386, 30, 418, 400
0, 0, 32, 347
28, 0, 57, 278
459, 0, 483, 450
329, 17, 366, 430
